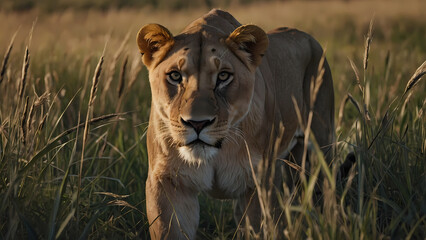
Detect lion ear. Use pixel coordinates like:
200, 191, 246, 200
137, 24, 174, 68
226, 24, 268, 71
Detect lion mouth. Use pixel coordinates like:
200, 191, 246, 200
186, 138, 223, 148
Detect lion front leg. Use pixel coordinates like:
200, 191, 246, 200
234, 188, 262, 239
234, 184, 287, 239
146, 175, 199, 240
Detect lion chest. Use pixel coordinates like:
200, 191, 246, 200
177, 152, 257, 199
209, 156, 255, 199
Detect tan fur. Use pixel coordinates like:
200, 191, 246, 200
137, 9, 334, 239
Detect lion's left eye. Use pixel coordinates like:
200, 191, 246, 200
166, 71, 182, 85
217, 71, 232, 82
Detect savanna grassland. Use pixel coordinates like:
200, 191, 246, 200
0, 0, 425, 239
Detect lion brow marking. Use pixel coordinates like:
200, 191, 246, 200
214, 57, 221, 70
210, 56, 221, 70
178, 57, 186, 70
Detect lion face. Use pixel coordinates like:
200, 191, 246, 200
137, 24, 268, 165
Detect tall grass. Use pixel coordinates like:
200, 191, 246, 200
0, 23, 149, 239
0, 2, 425, 239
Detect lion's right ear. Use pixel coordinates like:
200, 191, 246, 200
137, 24, 174, 68
226, 24, 268, 72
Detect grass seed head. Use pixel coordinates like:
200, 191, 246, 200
0, 31, 18, 85
89, 55, 104, 106
34, 91, 50, 107
363, 18, 374, 70
19, 47, 30, 99
403, 60, 426, 96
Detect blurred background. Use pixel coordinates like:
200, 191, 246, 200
0, 0, 424, 239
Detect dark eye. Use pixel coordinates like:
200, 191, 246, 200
217, 71, 232, 82
166, 71, 182, 84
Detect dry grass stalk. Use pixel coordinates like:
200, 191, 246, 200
89, 56, 104, 106
118, 56, 128, 99
281, 158, 302, 172
37, 114, 47, 132
290, 96, 308, 185
128, 55, 143, 89
54, 113, 125, 143
44, 72, 53, 93
400, 91, 412, 118
363, 18, 374, 71
349, 58, 363, 94
28, 18, 37, 49
0, 31, 18, 85
376, 51, 392, 116
363, 103, 371, 122
380, 110, 390, 131
418, 99, 425, 119
400, 61, 426, 118
291, 96, 305, 130
95, 192, 130, 199
26, 91, 50, 140
18, 19, 37, 99
0, 119, 8, 142
365, 78, 370, 109
103, 32, 129, 96
310, 53, 326, 109
347, 93, 362, 116
79, 52, 105, 210
26, 100, 35, 139
19, 47, 30, 99
111, 56, 129, 137
362, 19, 373, 121
245, 143, 269, 238
21, 97, 30, 144
403, 60, 426, 96
337, 94, 350, 130
300, 53, 326, 185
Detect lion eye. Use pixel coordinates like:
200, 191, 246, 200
166, 71, 182, 84
217, 71, 231, 82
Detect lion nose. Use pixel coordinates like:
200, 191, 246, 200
181, 118, 215, 135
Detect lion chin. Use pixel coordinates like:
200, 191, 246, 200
178, 142, 218, 166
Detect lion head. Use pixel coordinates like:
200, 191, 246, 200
137, 19, 268, 165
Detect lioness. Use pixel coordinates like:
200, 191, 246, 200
137, 9, 334, 239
